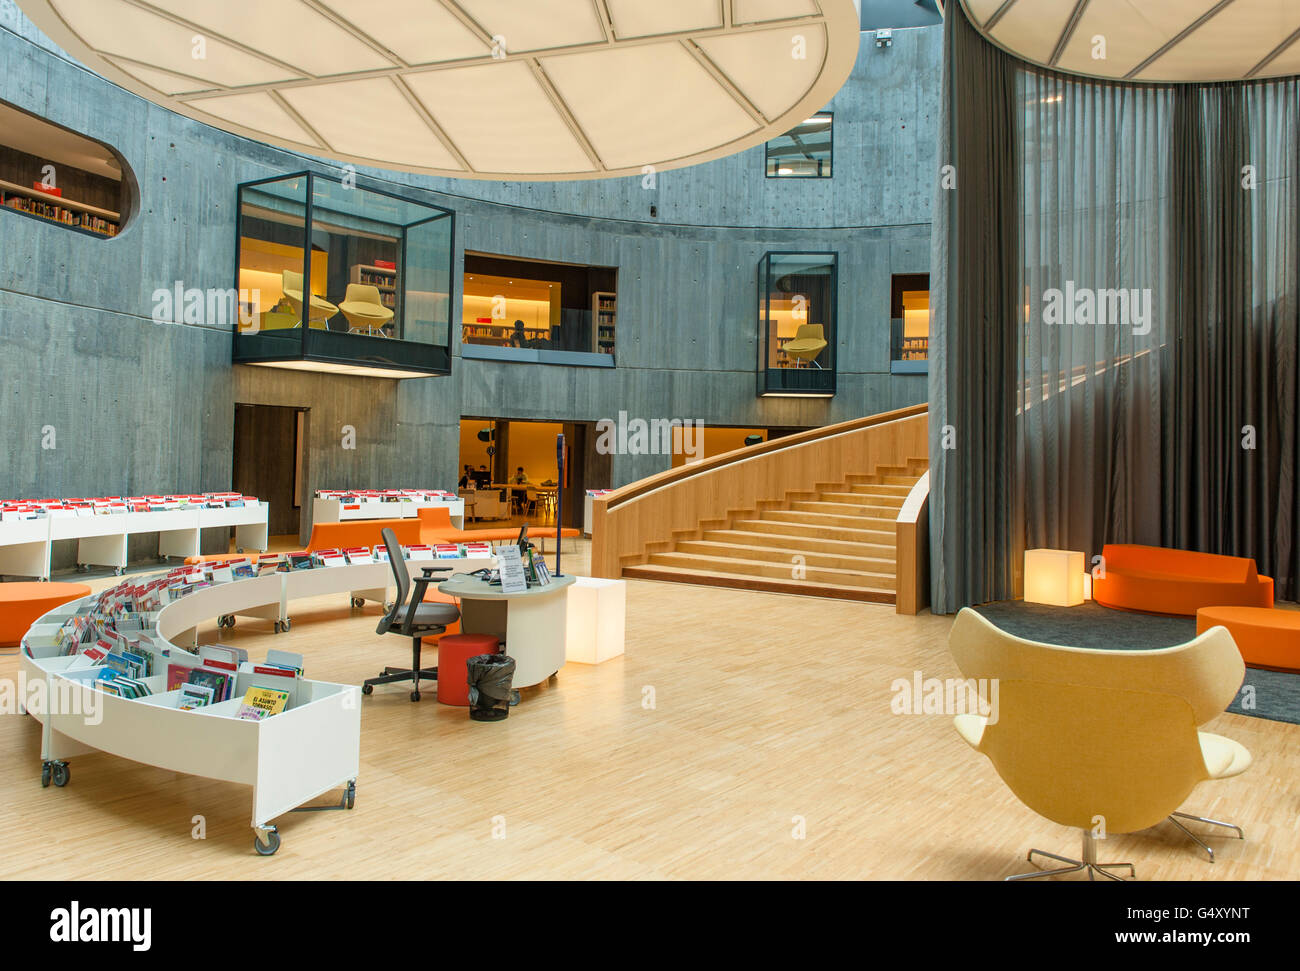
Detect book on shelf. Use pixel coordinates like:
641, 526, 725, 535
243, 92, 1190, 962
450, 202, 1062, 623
177, 682, 214, 710
236, 686, 291, 721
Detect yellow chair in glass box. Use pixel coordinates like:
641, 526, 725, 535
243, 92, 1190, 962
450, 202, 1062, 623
281, 270, 338, 329
339, 284, 395, 337
782, 324, 828, 368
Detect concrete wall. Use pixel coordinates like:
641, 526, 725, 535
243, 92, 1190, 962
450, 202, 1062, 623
0, 6, 941, 540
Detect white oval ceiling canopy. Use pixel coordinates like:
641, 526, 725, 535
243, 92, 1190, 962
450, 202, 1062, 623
19, 0, 862, 180
961, 0, 1300, 83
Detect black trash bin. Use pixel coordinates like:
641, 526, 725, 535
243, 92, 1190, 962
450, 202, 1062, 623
466, 653, 516, 721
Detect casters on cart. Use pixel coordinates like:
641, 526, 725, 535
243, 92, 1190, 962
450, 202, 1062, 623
361, 683, 373, 695
254, 826, 281, 856
274, 619, 292, 634
41, 760, 69, 788
345, 780, 356, 810
236, 547, 244, 554
350, 597, 365, 609
217, 614, 236, 629
114, 567, 125, 576
75, 564, 87, 573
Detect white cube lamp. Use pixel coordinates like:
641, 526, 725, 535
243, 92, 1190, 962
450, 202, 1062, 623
1024, 549, 1086, 606
565, 576, 627, 664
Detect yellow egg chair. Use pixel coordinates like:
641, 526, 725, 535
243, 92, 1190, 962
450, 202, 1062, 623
281, 270, 338, 328
947, 608, 1250, 880
782, 324, 828, 368
339, 283, 395, 337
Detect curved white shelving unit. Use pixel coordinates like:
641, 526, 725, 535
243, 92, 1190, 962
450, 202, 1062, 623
17, 554, 488, 855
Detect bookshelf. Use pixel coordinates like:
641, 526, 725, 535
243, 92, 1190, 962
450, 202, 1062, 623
0, 178, 120, 237
350, 263, 398, 310
898, 336, 928, 361
592, 291, 617, 355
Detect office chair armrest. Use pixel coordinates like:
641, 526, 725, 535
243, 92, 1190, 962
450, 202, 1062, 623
400, 570, 455, 636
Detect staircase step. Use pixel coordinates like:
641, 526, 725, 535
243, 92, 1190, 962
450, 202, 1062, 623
675, 540, 896, 574
763, 508, 894, 530
818, 491, 906, 508
789, 500, 898, 520
731, 518, 895, 544
848, 483, 913, 497
702, 529, 895, 560
644, 551, 896, 590
622, 564, 896, 604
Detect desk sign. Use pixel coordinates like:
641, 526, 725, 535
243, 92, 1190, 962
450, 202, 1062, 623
496, 546, 529, 594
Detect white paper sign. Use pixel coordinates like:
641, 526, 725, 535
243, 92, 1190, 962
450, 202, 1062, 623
496, 545, 529, 594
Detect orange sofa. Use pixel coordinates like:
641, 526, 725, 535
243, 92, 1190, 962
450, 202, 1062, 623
1092, 544, 1274, 616
417, 506, 579, 547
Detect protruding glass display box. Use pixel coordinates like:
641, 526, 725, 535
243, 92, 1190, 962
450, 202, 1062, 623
757, 252, 837, 397
233, 172, 454, 378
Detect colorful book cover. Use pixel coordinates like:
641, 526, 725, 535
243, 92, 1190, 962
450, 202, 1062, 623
177, 682, 214, 711
236, 686, 291, 721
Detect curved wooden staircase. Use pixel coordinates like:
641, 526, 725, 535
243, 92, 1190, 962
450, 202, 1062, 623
623, 459, 927, 602
591, 405, 930, 607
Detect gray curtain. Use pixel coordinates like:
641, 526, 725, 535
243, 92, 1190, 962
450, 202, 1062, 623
929, 0, 1021, 613
931, 3, 1300, 610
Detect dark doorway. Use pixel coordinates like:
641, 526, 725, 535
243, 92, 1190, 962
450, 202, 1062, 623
233, 404, 308, 539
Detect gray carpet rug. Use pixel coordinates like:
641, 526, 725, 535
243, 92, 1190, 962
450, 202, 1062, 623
972, 600, 1300, 726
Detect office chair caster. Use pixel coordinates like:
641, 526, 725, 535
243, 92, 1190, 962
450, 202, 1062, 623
42, 760, 69, 787
410, 690, 421, 702
361, 684, 373, 695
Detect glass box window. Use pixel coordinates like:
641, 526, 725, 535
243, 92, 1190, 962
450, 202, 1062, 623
757, 252, 837, 397
890, 273, 930, 374
233, 171, 454, 378
765, 113, 832, 178
461, 253, 617, 365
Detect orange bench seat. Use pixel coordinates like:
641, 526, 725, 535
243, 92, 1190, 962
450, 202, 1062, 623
417, 507, 579, 546
0, 582, 91, 647
1092, 544, 1273, 616
1197, 606, 1300, 672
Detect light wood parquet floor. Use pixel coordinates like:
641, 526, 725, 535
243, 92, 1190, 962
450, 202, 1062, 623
1, 539, 1296, 880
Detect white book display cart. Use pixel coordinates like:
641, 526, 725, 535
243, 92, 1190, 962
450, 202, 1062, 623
17, 552, 496, 855
0, 502, 269, 579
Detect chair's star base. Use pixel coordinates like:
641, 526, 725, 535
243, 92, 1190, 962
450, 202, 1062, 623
1167, 811, 1245, 863
1006, 832, 1135, 881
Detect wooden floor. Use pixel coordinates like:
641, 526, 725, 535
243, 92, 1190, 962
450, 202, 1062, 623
2, 539, 1297, 880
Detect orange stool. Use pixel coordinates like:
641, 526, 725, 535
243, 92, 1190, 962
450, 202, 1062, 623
435, 633, 500, 706
0, 582, 92, 647
1197, 606, 1300, 672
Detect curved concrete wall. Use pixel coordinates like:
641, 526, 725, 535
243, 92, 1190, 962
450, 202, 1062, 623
0, 6, 941, 530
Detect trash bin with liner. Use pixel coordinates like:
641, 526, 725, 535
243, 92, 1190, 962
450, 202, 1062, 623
467, 653, 517, 721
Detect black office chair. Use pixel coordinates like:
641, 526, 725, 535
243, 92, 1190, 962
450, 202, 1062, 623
362, 527, 459, 702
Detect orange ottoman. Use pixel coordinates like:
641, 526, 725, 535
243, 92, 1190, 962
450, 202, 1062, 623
1197, 606, 1300, 672
435, 633, 500, 706
0, 582, 92, 647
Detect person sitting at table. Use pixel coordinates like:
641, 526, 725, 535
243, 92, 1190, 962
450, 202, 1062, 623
458, 465, 474, 489
510, 467, 531, 513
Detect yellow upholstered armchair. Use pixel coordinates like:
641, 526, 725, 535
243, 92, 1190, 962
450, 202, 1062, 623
281, 270, 338, 328
339, 283, 395, 337
782, 324, 828, 368
948, 608, 1250, 880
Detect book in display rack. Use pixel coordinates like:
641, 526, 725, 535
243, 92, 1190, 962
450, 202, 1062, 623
0, 493, 269, 579
16, 544, 497, 855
